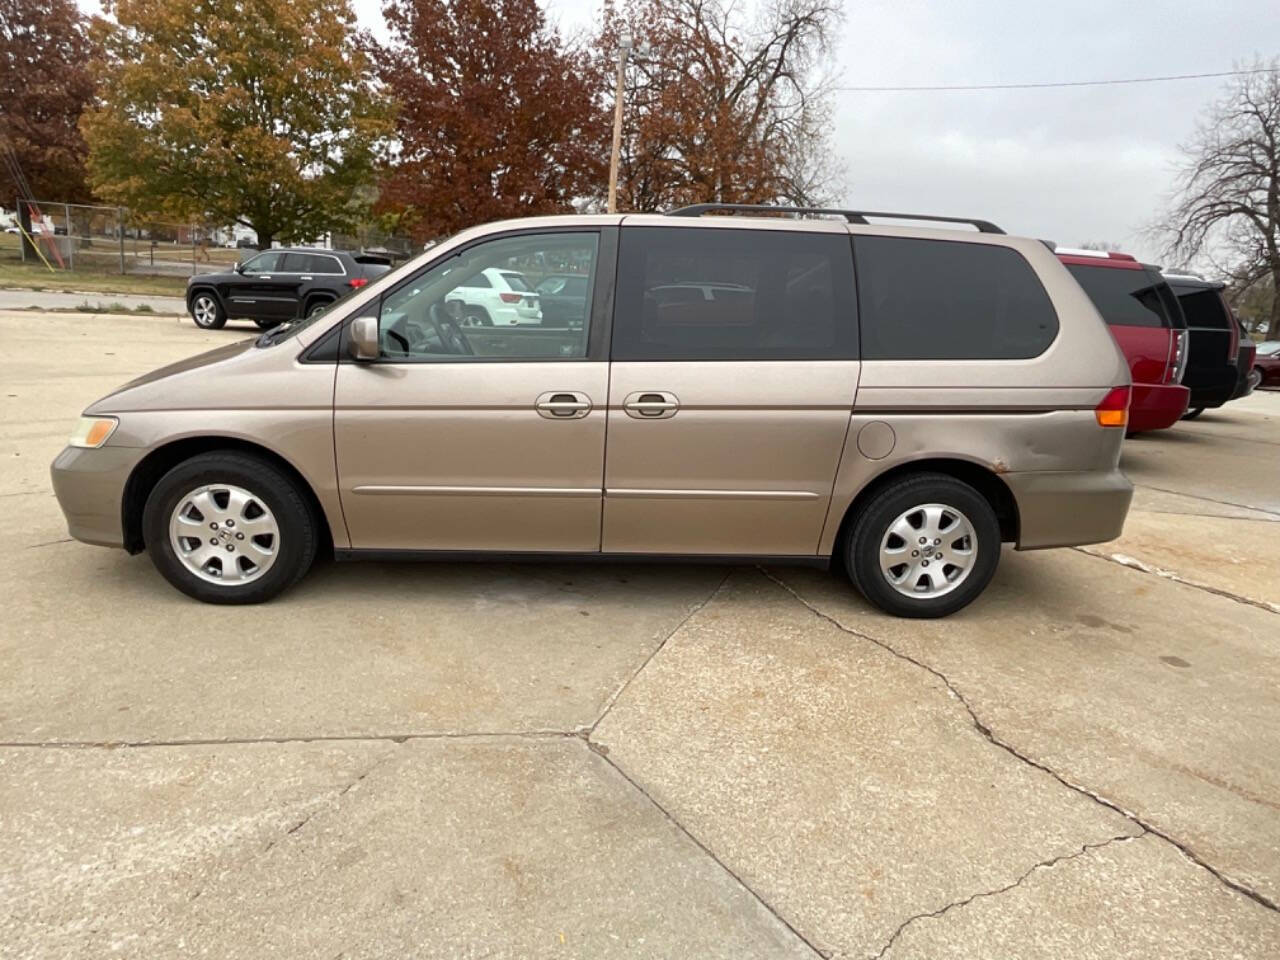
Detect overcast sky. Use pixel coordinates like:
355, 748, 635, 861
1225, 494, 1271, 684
79, 0, 1277, 264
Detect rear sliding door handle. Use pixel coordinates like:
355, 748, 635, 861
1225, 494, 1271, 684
535, 391, 592, 419
623, 391, 679, 419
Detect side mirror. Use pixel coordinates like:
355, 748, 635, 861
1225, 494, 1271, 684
233, 261, 244, 274
349, 316, 379, 361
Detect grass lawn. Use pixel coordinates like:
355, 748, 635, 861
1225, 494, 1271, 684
0, 256, 189, 297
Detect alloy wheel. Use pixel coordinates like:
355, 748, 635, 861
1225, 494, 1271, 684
879, 503, 977, 598
168, 484, 280, 585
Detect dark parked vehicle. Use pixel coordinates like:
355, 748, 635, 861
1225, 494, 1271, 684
534, 273, 591, 328
1162, 274, 1240, 420
186, 248, 392, 330
1233, 318, 1258, 398
1058, 248, 1188, 434
1254, 341, 1280, 389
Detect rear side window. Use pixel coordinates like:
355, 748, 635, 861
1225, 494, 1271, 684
305, 254, 344, 275
612, 227, 858, 361
856, 237, 1058, 360
1066, 264, 1176, 329
501, 272, 530, 291
1172, 287, 1231, 330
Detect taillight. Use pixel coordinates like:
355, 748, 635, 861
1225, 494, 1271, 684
499, 292, 522, 304
348, 276, 369, 289
1095, 386, 1130, 428
1166, 329, 1188, 383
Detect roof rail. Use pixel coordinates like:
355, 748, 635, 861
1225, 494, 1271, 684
666, 203, 1005, 234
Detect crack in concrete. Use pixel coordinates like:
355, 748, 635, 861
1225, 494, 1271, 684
261, 749, 398, 856
762, 569, 1280, 918
0, 730, 577, 749
871, 831, 1147, 959
1074, 547, 1279, 615
25, 537, 73, 549
587, 571, 732, 735
1134, 483, 1280, 520
581, 737, 829, 959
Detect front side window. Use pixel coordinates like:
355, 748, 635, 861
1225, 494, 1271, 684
856, 236, 1059, 360
241, 251, 284, 274
377, 232, 598, 361
612, 226, 857, 361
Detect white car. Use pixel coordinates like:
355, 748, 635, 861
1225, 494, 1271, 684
446, 267, 542, 326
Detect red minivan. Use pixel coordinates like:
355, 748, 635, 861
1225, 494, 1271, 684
1057, 248, 1189, 433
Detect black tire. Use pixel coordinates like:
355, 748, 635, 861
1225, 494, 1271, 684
142, 452, 318, 604
306, 299, 333, 319
463, 307, 493, 327
253, 318, 277, 329
1182, 407, 1205, 421
190, 292, 226, 329
845, 473, 1001, 619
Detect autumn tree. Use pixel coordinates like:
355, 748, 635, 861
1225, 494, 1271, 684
81, 0, 391, 248
1161, 61, 1280, 338
374, 0, 609, 244
0, 0, 97, 201
601, 0, 842, 212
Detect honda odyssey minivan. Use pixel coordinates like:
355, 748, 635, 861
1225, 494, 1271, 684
51, 206, 1134, 618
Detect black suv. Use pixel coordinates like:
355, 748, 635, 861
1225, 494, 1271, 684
186, 248, 391, 330
1161, 274, 1241, 419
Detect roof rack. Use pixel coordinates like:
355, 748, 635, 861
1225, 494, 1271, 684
666, 203, 1005, 234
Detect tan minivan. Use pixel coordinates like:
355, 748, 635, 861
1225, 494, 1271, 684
51, 205, 1134, 617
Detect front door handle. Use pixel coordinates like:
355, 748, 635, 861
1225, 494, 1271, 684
535, 391, 592, 419
623, 391, 680, 419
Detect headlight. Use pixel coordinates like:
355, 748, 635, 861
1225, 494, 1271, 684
68, 416, 119, 448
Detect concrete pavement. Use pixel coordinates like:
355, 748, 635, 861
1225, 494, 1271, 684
2, 310, 1278, 959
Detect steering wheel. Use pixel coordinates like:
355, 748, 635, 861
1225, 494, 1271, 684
429, 302, 474, 356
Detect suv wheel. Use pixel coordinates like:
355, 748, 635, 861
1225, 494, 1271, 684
1182, 407, 1204, 421
142, 452, 318, 604
846, 473, 1000, 618
462, 307, 493, 327
190, 293, 226, 329
306, 299, 332, 319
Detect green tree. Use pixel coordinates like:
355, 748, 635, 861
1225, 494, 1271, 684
81, 0, 391, 248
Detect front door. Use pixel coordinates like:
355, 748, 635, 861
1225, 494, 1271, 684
334, 230, 611, 552
602, 225, 861, 556
228, 250, 296, 322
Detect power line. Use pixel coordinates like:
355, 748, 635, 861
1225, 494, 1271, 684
834, 66, 1279, 93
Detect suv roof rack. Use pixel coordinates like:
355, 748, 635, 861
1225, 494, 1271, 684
666, 203, 1005, 234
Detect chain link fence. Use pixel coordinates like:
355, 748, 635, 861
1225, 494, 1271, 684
5, 198, 417, 279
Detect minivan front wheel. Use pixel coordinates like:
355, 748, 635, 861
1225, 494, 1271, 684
846, 473, 1001, 618
142, 452, 318, 604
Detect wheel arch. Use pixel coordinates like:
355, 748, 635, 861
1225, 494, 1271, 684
302, 291, 337, 316
121, 436, 334, 557
186, 284, 223, 312
830, 457, 1019, 562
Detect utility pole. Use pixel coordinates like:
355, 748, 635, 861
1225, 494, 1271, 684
607, 32, 635, 214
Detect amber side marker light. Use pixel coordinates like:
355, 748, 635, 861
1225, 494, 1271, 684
1095, 386, 1131, 427
69, 416, 119, 448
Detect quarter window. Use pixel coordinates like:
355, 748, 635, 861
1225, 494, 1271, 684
376, 232, 598, 361
1172, 288, 1231, 330
1066, 264, 1177, 329
611, 226, 858, 361
855, 236, 1059, 360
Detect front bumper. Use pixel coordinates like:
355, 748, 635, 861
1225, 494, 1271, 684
50, 445, 145, 548
1005, 468, 1133, 550
1129, 382, 1190, 433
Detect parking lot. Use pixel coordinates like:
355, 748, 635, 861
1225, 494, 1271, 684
3, 309, 1278, 958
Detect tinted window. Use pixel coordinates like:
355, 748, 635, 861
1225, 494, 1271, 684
1171, 287, 1232, 330
501, 272, 530, 291
1066, 264, 1176, 329
377, 232, 598, 361
461, 271, 491, 289
612, 227, 857, 361
305, 254, 344, 274
855, 237, 1058, 360
241, 251, 283, 274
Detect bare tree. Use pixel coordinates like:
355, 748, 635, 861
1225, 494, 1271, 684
1161, 61, 1280, 337
599, 0, 843, 211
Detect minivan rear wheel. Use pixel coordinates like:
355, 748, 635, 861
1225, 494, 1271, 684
142, 452, 318, 604
846, 473, 1001, 618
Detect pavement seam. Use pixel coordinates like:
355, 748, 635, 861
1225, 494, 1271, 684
762, 568, 1280, 917
1073, 546, 1279, 615
0, 730, 578, 749
1134, 483, 1280, 520
580, 737, 829, 960
586, 570, 732, 735
871, 831, 1147, 959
